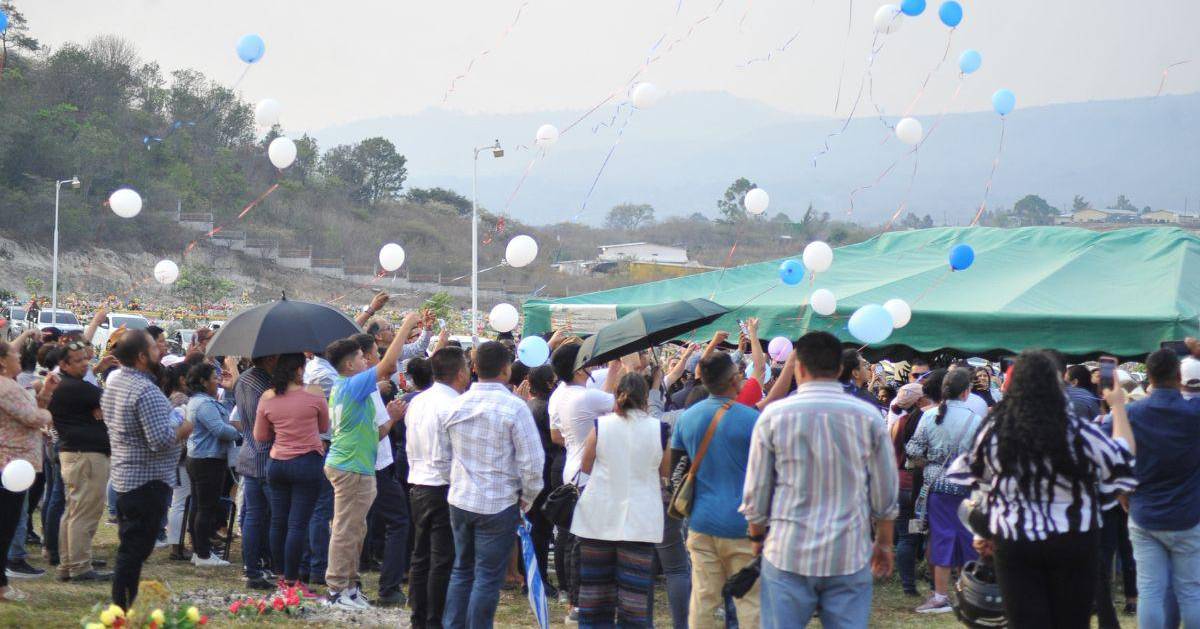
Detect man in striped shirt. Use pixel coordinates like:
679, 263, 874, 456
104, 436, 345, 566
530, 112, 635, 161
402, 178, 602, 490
740, 331, 898, 629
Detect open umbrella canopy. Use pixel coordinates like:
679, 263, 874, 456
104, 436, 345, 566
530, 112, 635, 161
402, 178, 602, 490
206, 297, 361, 359
574, 298, 728, 370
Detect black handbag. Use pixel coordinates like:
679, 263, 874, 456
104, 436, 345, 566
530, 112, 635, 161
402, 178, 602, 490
541, 472, 580, 528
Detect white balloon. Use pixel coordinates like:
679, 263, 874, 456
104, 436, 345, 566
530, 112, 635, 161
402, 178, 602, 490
803, 241, 834, 273
884, 298, 913, 328
378, 243, 406, 272
153, 259, 179, 285
109, 188, 143, 219
535, 124, 559, 148
2, 459, 35, 492
255, 98, 282, 127
630, 82, 661, 109
743, 188, 770, 215
268, 136, 297, 169
505, 235, 538, 268
489, 303, 519, 333
810, 289, 837, 316
873, 4, 904, 34
895, 117, 923, 146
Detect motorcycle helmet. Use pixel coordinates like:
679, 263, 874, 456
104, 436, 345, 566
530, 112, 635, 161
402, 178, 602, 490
950, 559, 1006, 628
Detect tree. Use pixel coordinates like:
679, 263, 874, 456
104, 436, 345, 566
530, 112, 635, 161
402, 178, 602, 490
173, 265, 234, 306
1072, 195, 1092, 213
423, 291, 456, 323
23, 276, 43, 297
770, 212, 791, 223
321, 137, 407, 206
406, 187, 471, 215
604, 203, 655, 230
1012, 194, 1059, 226
716, 178, 756, 223
1107, 194, 1136, 213
688, 212, 708, 222
1, 1, 40, 77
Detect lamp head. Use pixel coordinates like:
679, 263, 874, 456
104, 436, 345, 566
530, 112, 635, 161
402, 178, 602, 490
491, 140, 504, 158
69, 177, 80, 189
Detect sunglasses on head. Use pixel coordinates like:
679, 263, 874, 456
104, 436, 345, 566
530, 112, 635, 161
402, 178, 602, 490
65, 341, 87, 352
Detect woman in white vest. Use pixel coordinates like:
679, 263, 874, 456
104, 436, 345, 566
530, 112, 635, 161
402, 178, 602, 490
571, 371, 670, 628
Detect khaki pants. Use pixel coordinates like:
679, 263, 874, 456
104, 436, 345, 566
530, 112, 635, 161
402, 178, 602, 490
686, 530, 761, 629
324, 466, 377, 592
58, 452, 110, 577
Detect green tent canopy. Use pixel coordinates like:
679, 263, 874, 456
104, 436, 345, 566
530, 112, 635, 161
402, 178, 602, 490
523, 226, 1200, 361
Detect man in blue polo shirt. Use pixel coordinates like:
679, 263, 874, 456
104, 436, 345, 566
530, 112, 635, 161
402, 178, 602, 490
1126, 349, 1200, 628
671, 352, 760, 629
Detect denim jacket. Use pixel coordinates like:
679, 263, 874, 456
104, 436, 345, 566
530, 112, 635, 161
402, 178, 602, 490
186, 392, 239, 459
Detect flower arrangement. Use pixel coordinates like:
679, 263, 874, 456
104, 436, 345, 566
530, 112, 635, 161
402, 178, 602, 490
227, 585, 306, 619
81, 602, 207, 629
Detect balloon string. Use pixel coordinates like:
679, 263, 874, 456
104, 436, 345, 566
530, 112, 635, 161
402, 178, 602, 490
832, 0, 854, 114
970, 116, 1007, 226
736, 0, 753, 32
729, 283, 779, 314
881, 151, 921, 230
891, 28, 955, 130
570, 109, 636, 222
813, 34, 885, 166
446, 262, 506, 284
1156, 60, 1191, 97
500, 149, 545, 216
442, 1, 534, 103
737, 0, 816, 68
708, 221, 749, 300
184, 179, 281, 255
911, 268, 951, 306
328, 270, 388, 305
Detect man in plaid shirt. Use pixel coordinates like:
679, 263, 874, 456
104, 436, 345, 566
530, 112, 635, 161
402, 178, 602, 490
101, 330, 192, 610
441, 341, 544, 628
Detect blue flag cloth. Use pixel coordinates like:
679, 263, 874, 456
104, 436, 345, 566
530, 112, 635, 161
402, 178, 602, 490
518, 514, 550, 629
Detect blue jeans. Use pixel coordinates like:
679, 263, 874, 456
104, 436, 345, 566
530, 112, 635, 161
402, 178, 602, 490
43, 457, 66, 561
7, 494, 28, 561
760, 559, 873, 629
650, 512, 690, 629
267, 453, 323, 583
304, 467, 334, 579
241, 474, 273, 579
443, 504, 519, 629
1130, 519, 1200, 629
107, 481, 117, 518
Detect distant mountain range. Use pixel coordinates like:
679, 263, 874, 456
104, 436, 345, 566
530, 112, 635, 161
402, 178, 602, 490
313, 91, 1200, 225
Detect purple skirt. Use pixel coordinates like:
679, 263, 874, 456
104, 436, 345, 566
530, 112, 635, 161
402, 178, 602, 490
928, 490, 979, 568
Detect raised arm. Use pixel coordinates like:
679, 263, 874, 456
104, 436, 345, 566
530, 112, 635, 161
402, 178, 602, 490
746, 317, 766, 384
664, 343, 697, 390
757, 350, 796, 410
378, 311, 421, 382
355, 292, 390, 328
82, 306, 109, 345
695, 330, 729, 380
1103, 386, 1135, 456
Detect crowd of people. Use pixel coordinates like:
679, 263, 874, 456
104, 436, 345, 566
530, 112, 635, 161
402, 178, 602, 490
0, 289, 1197, 629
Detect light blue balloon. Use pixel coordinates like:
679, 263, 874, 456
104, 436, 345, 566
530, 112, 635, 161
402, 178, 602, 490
236, 34, 266, 64
949, 244, 975, 270
992, 89, 1016, 116
517, 336, 550, 367
778, 259, 805, 285
958, 49, 982, 75
0, 11, 8, 32
938, 1, 963, 27
901, 0, 926, 17
848, 304, 894, 345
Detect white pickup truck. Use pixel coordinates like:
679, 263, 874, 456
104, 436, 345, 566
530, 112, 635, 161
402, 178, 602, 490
91, 313, 151, 351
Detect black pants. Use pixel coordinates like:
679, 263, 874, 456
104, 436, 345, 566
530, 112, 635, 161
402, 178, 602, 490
994, 529, 1099, 629
0, 487, 27, 588
370, 465, 411, 595
113, 481, 171, 610
527, 489, 554, 591
1095, 507, 1138, 628
187, 458, 227, 559
408, 484, 454, 629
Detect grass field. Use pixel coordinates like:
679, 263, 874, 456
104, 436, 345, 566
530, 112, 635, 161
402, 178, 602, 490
0, 519, 1137, 628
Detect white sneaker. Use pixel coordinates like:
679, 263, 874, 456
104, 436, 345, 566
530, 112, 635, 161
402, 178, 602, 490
327, 589, 371, 610
346, 587, 372, 610
153, 540, 170, 550
915, 593, 952, 614
192, 554, 230, 568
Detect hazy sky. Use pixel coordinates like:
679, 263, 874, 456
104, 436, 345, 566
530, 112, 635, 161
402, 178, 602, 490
21, 0, 1198, 131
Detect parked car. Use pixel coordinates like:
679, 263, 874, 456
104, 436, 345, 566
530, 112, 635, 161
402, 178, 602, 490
175, 329, 197, 350
5, 307, 27, 341
37, 309, 84, 335
91, 313, 151, 351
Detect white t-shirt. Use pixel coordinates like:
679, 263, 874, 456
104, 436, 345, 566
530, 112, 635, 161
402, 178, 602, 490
371, 391, 393, 471
549, 384, 615, 486
966, 392, 990, 417
586, 368, 609, 391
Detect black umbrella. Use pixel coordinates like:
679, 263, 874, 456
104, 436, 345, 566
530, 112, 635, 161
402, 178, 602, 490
205, 296, 361, 359
574, 298, 729, 370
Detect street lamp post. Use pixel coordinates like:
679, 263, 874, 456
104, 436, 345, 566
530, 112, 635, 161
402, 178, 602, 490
52, 177, 81, 326
471, 140, 503, 342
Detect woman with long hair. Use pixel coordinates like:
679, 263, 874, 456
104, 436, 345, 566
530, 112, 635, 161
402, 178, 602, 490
253, 353, 329, 595
947, 350, 1135, 628
160, 361, 193, 560
525, 364, 562, 598
570, 372, 668, 628
906, 367, 983, 614
184, 362, 240, 567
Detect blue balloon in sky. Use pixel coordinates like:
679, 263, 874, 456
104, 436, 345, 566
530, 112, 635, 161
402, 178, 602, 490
517, 336, 550, 367
848, 304, 894, 345
236, 34, 266, 64
901, 0, 926, 17
778, 259, 805, 285
0, 11, 8, 32
992, 89, 1016, 116
938, 1, 963, 27
958, 49, 982, 75
949, 244, 975, 271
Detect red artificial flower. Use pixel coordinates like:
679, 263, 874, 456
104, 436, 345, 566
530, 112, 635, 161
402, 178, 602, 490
229, 601, 241, 614
257, 601, 267, 614
113, 618, 126, 628
286, 595, 300, 607
198, 615, 208, 625
272, 597, 285, 611
149, 623, 157, 629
